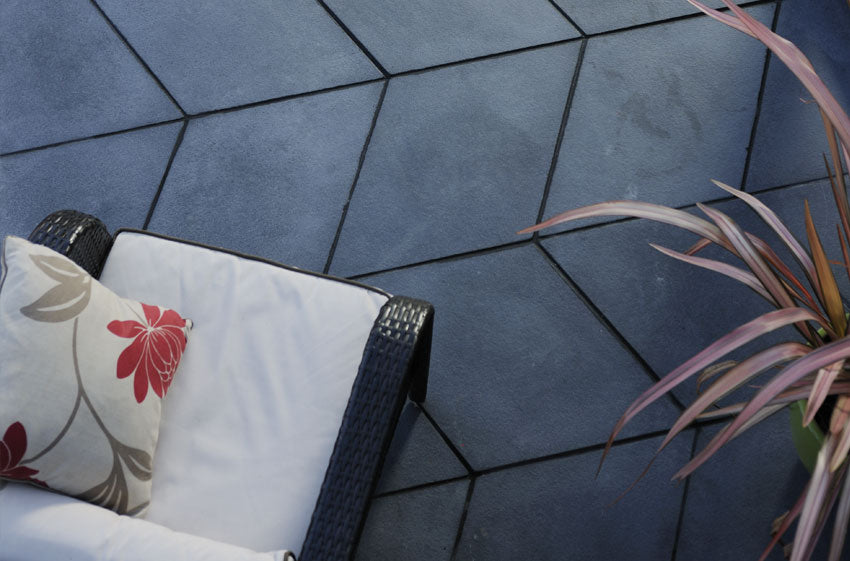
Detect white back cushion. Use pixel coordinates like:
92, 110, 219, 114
98, 232, 388, 554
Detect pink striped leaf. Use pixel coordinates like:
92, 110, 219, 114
676, 338, 850, 480
804, 360, 846, 427
659, 343, 811, 450
699, 203, 796, 309
650, 243, 774, 303
711, 180, 818, 295
518, 201, 731, 250
716, 0, 850, 150
828, 467, 850, 560
599, 307, 826, 473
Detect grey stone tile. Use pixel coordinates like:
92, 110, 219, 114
0, 123, 181, 239
361, 245, 680, 471
541, 4, 774, 234
330, 44, 579, 277
147, 83, 382, 271
355, 479, 469, 561
324, 0, 579, 73
677, 412, 809, 561
746, 0, 850, 191
456, 433, 692, 561
0, 0, 180, 153
94, 0, 382, 114
376, 403, 468, 495
553, 0, 725, 34
543, 178, 840, 406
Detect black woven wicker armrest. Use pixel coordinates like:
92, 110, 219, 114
299, 296, 434, 561
28, 210, 113, 279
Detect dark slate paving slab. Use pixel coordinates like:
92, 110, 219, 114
456, 433, 692, 561
94, 0, 381, 115
329, 44, 579, 277
0, 123, 181, 239
541, 4, 774, 234
147, 83, 382, 271
746, 0, 850, 191
676, 412, 810, 561
0, 0, 180, 154
355, 479, 469, 561
323, 0, 578, 74
552, 0, 724, 35
360, 245, 680, 471
375, 403, 468, 495
542, 177, 839, 406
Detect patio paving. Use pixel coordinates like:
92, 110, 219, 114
2, 0, 850, 560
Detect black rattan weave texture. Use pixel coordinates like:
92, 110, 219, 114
300, 296, 434, 561
28, 210, 113, 278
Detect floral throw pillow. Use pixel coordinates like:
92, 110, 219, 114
0, 236, 192, 515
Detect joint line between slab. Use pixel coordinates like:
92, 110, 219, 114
314, 0, 390, 77
5, 0, 778, 159
545, 0, 588, 36
143, 120, 188, 230
739, 0, 783, 192
586, 0, 776, 39
534, 37, 588, 231
449, 477, 476, 561
534, 242, 687, 411
419, 404, 475, 474
670, 429, 700, 561
88, 0, 186, 116
323, 80, 389, 274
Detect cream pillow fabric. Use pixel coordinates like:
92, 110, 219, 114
0, 236, 192, 514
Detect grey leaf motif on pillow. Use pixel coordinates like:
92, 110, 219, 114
76, 452, 130, 514
76, 443, 152, 513
116, 442, 153, 482
20, 254, 92, 322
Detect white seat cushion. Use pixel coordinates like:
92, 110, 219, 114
97, 232, 389, 554
0, 482, 292, 561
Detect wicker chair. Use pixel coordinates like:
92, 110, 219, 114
21, 209, 434, 561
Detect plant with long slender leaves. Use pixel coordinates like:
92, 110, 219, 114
520, 2, 850, 559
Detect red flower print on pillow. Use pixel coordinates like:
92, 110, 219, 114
108, 304, 189, 403
1, 422, 47, 487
